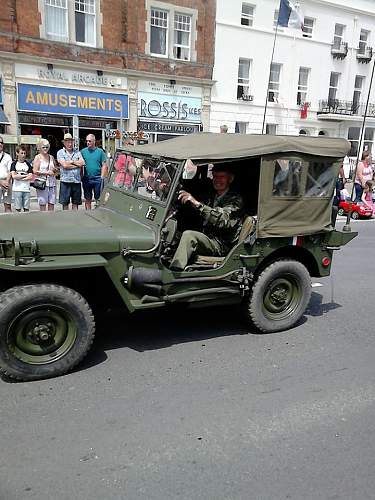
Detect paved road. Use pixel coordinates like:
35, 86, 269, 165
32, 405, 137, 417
0, 218, 374, 500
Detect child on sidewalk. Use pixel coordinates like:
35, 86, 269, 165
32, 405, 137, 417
10, 145, 33, 212
361, 180, 374, 216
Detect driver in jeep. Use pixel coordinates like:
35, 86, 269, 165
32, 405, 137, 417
170, 165, 244, 271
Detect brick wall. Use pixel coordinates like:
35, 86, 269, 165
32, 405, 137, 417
0, 0, 215, 80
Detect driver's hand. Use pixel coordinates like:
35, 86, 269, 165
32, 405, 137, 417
178, 190, 198, 206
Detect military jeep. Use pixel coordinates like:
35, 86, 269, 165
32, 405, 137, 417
0, 133, 357, 381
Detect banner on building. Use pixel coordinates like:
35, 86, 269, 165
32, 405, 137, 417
17, 83, 129, 119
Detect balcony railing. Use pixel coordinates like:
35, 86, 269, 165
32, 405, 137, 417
357, 46, 373, 63
318, 100, 375, 117
331, 41, 348, 59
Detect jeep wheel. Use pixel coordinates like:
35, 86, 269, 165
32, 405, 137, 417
244, 260, 311, 333
337, 207, 345, 216
351, 211, 359, 220
0, 284, 95, 381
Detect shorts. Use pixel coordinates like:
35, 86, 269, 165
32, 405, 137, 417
37, 186, 56, 206
82, 176, 103, 201
59, 182, 82, 206
0, 185, 12, 205
13, 191, 31, 211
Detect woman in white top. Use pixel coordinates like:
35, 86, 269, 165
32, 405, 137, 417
354, 151, 373, 202
33, 139, 57, 211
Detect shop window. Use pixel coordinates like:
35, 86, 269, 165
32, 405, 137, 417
241, 3, 254, 27
147, 1, 197, 62
42, 0, 99, 47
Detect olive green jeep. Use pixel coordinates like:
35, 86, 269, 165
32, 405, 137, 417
0, 133, 357, 381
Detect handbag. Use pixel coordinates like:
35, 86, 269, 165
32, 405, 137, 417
31, 177, 46, 190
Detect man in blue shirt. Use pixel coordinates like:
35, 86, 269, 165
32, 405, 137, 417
80, 133, 108, 209
57, 133, 85, 210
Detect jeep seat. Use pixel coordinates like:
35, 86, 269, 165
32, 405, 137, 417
191, 215, 256, 268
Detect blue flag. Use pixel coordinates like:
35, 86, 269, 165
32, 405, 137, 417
278, 0, 303, 29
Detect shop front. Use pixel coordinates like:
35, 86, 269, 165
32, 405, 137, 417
137, 80, 202, 142
15, 63, 129, 156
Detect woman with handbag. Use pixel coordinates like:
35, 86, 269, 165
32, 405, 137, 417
32, 139, 58, 211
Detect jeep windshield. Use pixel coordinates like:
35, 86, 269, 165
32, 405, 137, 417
108, 151, 178, 203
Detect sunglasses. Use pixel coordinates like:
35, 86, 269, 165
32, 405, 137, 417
41, 146, 49, 149
0, 142, 3, 145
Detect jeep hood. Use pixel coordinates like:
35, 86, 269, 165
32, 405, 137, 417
0, 209, 155, 256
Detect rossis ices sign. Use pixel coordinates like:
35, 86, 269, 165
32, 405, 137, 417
138, 92, 202, 122
17, 84, 128, 119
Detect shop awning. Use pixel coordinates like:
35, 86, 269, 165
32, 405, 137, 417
0, 107, 10, 125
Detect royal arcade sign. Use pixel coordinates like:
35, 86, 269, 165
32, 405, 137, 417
17, 84, 129, 119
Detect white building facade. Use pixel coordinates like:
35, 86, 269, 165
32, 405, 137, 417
211, 0, 375, 158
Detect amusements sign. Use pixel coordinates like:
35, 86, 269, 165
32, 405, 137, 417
17, 84, 129, 119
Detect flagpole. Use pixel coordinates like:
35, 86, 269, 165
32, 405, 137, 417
343, 54, 375, 231
261, 15, 280, 134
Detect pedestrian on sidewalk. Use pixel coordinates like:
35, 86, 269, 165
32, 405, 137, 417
56, 133, 85, 210
10, 145, 33, 212
33, 138, 58, 211
0, 135, 13, 213
354, 151, 373, 202
80, 133, 108, 209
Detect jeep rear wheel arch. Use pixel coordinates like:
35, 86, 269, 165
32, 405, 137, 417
244, 259, 311, 333
0, 284, 95, 381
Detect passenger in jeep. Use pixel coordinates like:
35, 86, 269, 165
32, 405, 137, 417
170, 165, 244, 271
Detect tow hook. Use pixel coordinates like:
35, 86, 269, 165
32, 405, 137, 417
238, 267, 251, 297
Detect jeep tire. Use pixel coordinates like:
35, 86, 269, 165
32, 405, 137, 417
244, 260, 311, 333
0, 284, 95, 381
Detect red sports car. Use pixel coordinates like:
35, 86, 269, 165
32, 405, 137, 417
338, 200, 373, 219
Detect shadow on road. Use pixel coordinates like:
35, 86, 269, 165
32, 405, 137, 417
80, 305, 251, 370
305, 291, 342, 317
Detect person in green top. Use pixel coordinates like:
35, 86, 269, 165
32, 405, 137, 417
80, 133, 108, 209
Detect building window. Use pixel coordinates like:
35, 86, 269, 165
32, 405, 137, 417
266, 124, 277, 135
75, 0, 95, 46
235, 122, 247, 134
43, 0, 98, 46
297, 67, 309, 105
150, 8, 168, 56
359, 29, 370, 54
237, 58, 251, 99
364, 128, 374, 154
45, 0, 68, 42
333, 23, 345, 48
147, 3, 196, 61
173, 13, 191, 60
268, 63, 281, 102
241, 3, 254, 27
328, 72, 340, 102
352, 75, 365, 113
302, 17, 314, 38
